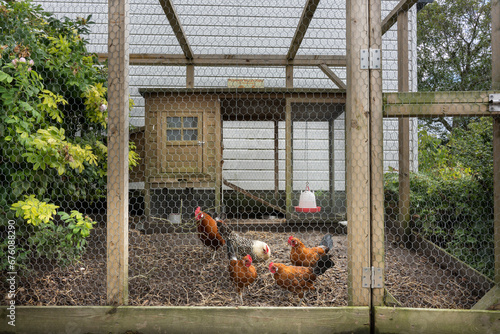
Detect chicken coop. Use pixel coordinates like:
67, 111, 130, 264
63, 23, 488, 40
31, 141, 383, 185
1, 0, 500, 333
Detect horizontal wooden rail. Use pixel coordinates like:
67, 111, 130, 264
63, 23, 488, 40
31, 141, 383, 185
375, 307, 500, 334
96, 53, 347, 67
1, 306, 370, 334
383, 91, 500, 117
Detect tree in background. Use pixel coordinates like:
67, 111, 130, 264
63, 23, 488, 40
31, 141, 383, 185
417, 0, 491, 135
0, 1, 138, 268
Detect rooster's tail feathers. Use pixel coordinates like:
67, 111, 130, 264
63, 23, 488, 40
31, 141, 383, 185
320, 233, 334, 252
313, 254, 335, 275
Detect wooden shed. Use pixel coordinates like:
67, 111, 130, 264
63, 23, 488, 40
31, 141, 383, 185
138, 88, 346, 221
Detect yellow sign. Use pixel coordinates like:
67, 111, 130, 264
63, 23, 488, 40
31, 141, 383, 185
227, 79, 264, 88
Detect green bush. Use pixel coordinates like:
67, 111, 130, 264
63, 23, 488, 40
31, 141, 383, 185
385, 118, 494, 279
0, 0, 137, 270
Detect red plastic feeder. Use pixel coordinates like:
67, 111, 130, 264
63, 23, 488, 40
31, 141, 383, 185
295, 184, 321, 213
295, 206, 321, 213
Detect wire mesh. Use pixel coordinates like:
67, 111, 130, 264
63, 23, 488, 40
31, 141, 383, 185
0, 0, 496, 312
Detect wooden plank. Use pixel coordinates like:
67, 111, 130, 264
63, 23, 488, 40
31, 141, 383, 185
285, 100, 293, 220
158, 0, 193, 59
381, 0, 419, 35
286, 65, 293, 88
413, 233, 495, 290
5, 306, 370, 334
107, 0, 129, 305
215, 100, 222, 213
473, 285, 500, 310
346, 0, 371, 307
186, 64, 194, 88
492, 0, 500, 287
97, 53, 347, 67
384, 91, 494, 104
397, 9, 411, 247
319, 64, 347, 90
274, 120, 280, 199
369, 0, 385, 307
375, 307, 500, 334
383, 103, 493, 117
287, 0, 320, 60
222, 179, 294, 217
329, 119, 335, 207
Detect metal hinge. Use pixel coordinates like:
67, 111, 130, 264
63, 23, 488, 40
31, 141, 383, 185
362, 267, 383, 288
490, 94, 500, 112
360, 49, 381, 70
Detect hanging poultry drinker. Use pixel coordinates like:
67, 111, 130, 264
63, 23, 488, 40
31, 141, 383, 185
295, 183, 321, 213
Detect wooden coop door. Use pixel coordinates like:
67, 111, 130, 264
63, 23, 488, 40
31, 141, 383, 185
162, 111, 204, 174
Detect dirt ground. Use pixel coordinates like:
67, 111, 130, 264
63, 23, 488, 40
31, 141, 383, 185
2, 219, 486, 309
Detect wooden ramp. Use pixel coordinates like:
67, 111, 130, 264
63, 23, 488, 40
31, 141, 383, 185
222, 179, 298, 218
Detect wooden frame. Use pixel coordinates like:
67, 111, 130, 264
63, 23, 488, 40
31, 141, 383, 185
7, 306, 499, 333
102, 0, 500, 316
107, 0, 129, 305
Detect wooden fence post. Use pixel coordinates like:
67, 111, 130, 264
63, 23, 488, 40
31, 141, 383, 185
346, 0, 371, 306
369, 0, 385, 307
397, 8, 411, 246
107, 0, 130, 305
492, 0, 500, 286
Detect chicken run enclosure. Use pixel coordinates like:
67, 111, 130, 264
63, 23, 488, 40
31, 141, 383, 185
1, 0, 500, 333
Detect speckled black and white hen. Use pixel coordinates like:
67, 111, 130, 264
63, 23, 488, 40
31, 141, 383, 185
216, 219, 271, 263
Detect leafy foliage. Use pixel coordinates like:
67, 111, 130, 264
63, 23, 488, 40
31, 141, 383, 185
386, 118, 494, 278
417, 0, 492, 136
0, 0, 137, 270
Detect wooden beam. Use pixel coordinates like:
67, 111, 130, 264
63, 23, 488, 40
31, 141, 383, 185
274, 120, 280, 200
369, 0, 385, 307
397, 9, 411, 249
381, 0, 419, 35
492, 0, 500, 287
384, 90, 494, 104
382, 91, 500, 117
9, 306, 371, 334
285, 100, 293, 220
319, 64, 347, 90
107, 0, 129, 305
384, 103, 494, 117
186, 64, 194, 88
158, 0, 193, 59
215, 100, 222, 214
286, 65, 294, 88
222, 179, 294, 217
346, 0, 371, 307
375, 307, 500, 333
96, 53, 347, 67
473, 285, 500, 310
287, 0, 320, 60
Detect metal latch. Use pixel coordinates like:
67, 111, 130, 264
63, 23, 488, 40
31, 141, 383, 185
360, 49, 381, 70
362, 267, 383, 288
490, 94, 500, 112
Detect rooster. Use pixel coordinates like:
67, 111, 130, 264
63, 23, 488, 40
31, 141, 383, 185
288, 234, 335, 272
194, 207, 225, 259
216, 219, 271, 263
268, 258, 333, 301
226, 239, 257, 303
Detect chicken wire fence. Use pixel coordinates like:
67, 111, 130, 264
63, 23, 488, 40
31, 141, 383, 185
0, 0, 497, 311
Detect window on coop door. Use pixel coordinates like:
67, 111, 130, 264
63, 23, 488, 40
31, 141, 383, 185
164, 114, 204, 174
